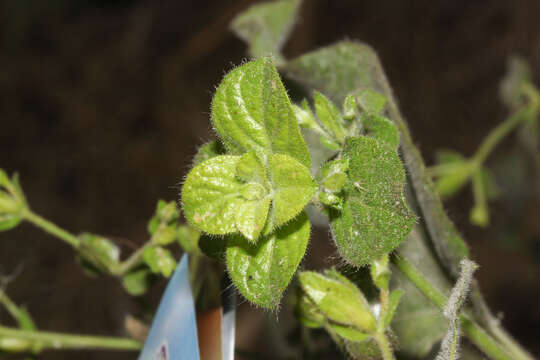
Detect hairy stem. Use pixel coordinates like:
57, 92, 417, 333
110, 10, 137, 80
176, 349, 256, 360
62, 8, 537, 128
391, 254, 516, 360
22, 209, 79, 248
374, 331, 395, 360
0, 325, 141, 352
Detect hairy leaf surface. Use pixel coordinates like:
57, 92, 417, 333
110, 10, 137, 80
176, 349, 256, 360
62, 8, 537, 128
211, 57, 310, 167
330, 137, 415, 266
226, 211, 310, 309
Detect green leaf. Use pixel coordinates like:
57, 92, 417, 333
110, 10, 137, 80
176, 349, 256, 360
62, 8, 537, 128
154, 226, 177, 245
122, 268, 152, 296
317, 192, 343, 209
330, 137, 415, 266
283, 41, 387, 105
78, 233, 120, 273
267, 154, 316, 226
370, 254, 390, 291
435, 164, 472, 198
383, 289, 403, 329
226, 211, 310, 309
177, 225, 201, 254
342, 94, 358, 120
230, 0, 301, 65
193, 140, 226, 166
198, 234, 226, 260
299, 269, 377, 333
293, 100, 319, 130
0, 214, 22, 232
236, 151, 268, 187
330, 324, 370, 342
435, 149, 466, 165
363, 114, 400, 150
183, 153, 314, 240
182, 155, 245, 235
314, 91, 346, 143
319, 158, 349, 193
296, 294, 325, 328
143, 246, 176, 278
211, 57, 310, 168
356, 89, 387, 114
236, 197, 271, 242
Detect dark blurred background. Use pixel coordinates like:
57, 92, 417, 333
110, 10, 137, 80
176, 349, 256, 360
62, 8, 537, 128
1, 1, 539, 359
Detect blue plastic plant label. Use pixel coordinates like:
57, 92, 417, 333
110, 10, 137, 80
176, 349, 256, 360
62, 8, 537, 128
139, 254, 200, 360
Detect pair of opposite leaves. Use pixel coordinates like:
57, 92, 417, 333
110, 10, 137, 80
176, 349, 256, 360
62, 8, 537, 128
181, 57, 415, 308
182, 58, 315, 308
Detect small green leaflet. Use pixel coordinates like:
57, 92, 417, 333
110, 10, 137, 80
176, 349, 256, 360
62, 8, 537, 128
267, 154, 316, 226
211, 57, 311, 168
226, 211, 310, 309
314, 91, 346, 144
192, 140, 226, 166
299, 269, 376, 333
363, 114, 400, 150
182, 153, 315, 241
330, 136, 415, 266
143, 246, 176, 278
182, 155, 246, 235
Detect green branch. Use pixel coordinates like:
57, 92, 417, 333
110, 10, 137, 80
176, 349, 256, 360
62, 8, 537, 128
472, 88, 539, 166
391, 253, 527, 360
22, 209, 79, 248
0, 325, 141, 352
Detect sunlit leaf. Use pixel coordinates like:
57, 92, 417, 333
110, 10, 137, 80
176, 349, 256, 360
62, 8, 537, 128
211, 57, 310, 167
226, 211, 310, 309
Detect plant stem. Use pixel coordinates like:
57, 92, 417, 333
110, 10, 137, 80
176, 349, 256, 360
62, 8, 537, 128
374, 332, 395, 360
115, 242, 152, 276
22, 209, 79, 248
471, 104, 535, 166
391, 254, 517, 360
0, 325, 141, 351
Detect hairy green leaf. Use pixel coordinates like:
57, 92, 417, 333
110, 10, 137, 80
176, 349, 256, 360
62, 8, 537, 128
193, 140, 226, 166
330, 324, 370, 342
0, 214, 22, 232
299, 269, 376, 333
267, 154, 316, 226
383, 289, 403, 329
356, 89, 387, 114
230, 0, 301, 65
78, 233, 120, 273
283, 41, 386, 105
211, 57, 310, 167
177, 225, 201, 254
296, 294, 325, 328
319, 158, 349, 193
363, 114, 400, 150
330, 137, 415, 266
182, 155, 245, 235
198, 234, 226, 260
342, 94, 358, 120
143, 246, 176, 278
226, 211, 310, 309
122, 269, 152, 296
314, 91, 346, 143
